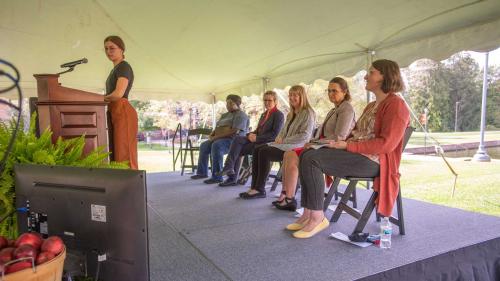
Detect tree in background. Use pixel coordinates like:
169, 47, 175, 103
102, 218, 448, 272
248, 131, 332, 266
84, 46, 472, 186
406, 53, 491, 132
486, 65, 500, 129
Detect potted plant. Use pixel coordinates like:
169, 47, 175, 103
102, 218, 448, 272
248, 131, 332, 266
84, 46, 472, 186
0, 115, 127, 238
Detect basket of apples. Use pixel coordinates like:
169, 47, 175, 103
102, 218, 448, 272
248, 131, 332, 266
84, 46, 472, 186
0, 233, 66, 281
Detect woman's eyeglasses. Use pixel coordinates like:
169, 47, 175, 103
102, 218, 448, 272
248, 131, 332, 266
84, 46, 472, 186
263, 99, 274, 102
325, 89, 339, 94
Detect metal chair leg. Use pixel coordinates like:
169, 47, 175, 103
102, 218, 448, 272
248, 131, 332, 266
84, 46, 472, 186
396, 188, 405, 235
323, 177, 341, 211
331, 180, 358, 223
353, 191, 378, 234
270, 163, 283, 192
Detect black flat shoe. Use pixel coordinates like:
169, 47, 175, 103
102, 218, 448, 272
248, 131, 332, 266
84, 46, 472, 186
272, 191, 287, 206
271, 199, 284, 207
241, 191, 266, 199
215, 169, 235, 177
191, 174, 208, 180
203, 178, 223, 184
219, 179, 237, 187
275, 197, 297, 211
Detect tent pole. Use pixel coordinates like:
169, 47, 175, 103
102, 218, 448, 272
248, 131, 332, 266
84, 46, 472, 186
263, 77, 270, 92
211, 93, 216, 129
472, 52, 491, 162
366, 50, 375, 104
365, 50, 375, 190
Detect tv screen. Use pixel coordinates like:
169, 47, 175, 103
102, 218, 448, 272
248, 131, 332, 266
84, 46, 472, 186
14, 164, 149, 281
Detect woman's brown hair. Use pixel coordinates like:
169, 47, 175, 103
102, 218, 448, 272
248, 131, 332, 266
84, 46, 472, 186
372, 59, 405, 94
104, 35, 126, 58
329, 76, 351, 101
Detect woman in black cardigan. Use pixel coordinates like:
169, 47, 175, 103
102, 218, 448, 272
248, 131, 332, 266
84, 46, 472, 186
218, 91, 284, 186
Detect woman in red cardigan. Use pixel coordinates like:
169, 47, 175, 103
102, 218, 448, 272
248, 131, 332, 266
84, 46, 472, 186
288, 59, 410, 239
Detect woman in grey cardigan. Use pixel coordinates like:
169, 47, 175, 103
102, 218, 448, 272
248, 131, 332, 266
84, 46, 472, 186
273, 77, 356, 211
240, 85, 315, 199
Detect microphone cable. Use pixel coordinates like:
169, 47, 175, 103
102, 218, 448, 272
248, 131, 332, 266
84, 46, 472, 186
0, 59, 23, 175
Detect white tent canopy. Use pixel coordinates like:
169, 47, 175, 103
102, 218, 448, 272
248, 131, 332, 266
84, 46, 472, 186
1, 0, 500, 102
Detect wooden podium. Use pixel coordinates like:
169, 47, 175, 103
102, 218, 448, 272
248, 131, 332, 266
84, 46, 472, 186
34, 74, 108, 156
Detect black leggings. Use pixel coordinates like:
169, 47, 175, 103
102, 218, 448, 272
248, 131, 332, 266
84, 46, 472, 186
299, 148, 379, 210
251, 145, 285, 193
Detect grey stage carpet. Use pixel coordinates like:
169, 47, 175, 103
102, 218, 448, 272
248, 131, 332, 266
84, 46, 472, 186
146, 172, 500, 281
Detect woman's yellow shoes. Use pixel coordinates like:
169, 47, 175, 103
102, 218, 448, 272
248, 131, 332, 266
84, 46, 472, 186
285, 219, 309, 231
292, 218, 330, 239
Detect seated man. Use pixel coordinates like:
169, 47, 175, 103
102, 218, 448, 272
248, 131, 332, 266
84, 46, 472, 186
218, 90, 284, 186
191, 94, 249, 184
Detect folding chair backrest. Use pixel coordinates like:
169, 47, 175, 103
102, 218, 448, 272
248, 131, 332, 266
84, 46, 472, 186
326, 126, 415, 235
186, 128, 212, 147
188, 128, 212, 137
180, 128, 212, 175
402, 126, 414, 151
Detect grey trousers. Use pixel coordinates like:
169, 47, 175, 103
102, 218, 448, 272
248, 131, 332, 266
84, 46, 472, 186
299, 148, 380, 210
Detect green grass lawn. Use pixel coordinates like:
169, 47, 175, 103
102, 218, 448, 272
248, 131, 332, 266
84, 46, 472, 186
399, 155, 500, 217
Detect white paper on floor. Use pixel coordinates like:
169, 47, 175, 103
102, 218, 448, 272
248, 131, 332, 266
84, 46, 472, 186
294, 207, 304, 218
330, 232, 372, 248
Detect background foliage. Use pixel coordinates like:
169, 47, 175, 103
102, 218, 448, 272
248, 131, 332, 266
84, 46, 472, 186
129, 53, 500, 135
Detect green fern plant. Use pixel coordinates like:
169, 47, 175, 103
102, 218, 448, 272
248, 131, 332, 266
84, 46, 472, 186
0, 114, 128, 238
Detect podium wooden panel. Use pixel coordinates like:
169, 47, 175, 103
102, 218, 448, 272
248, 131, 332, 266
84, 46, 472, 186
34, 74, 108, 156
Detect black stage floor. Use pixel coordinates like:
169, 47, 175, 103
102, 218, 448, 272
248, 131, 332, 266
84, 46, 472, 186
146, 172, 500, 281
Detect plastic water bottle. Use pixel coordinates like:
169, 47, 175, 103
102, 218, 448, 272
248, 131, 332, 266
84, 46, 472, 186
380, 217, 392, 249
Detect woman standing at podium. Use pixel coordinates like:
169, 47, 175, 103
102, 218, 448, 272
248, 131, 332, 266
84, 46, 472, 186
104, 35, 138, 169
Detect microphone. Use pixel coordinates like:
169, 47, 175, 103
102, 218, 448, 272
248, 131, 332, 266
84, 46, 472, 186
60, 58, 88, 68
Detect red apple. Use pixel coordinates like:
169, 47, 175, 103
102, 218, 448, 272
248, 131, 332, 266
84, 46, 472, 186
0, 236, 8, 249
7, 239, 15, 247
5, 260, 32, 274
13, 244, 38, 260
41, 236, 64, 255
15, 233, 43, 249
0, 247, 15, 263
36, 251, 56, 265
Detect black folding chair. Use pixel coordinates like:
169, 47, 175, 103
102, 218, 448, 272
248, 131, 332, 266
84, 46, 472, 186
180, 128, 212, 176
236, 154, 252, 185
324, 126, 414, 235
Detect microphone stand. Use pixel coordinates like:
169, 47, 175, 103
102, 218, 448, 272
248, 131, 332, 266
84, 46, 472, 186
57, 66, 75, 75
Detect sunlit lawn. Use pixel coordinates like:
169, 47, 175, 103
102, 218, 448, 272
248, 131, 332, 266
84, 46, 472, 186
138, 150, 174, 172
399, 155, 500, 217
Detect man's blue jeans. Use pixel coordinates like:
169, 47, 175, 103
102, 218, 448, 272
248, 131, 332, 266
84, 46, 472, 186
196, 138, 232, 181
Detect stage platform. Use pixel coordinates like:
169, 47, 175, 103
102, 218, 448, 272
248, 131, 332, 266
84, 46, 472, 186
146, 172, 500, 281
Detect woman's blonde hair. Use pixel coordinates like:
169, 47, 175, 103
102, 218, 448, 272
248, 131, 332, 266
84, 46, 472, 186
289, 85, 313, 113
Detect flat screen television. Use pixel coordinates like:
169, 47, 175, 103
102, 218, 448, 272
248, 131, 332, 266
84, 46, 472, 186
14, 164, 149, 281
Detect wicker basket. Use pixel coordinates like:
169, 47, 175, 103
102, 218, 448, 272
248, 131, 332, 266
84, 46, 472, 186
2, 248, 66, 281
